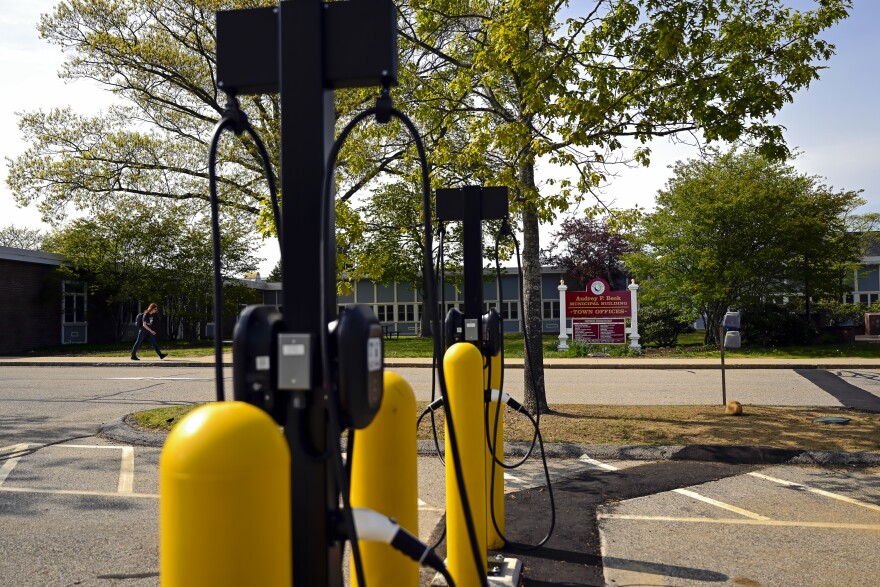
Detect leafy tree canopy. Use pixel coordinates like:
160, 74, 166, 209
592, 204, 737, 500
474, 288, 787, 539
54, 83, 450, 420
5, 0, 852, 411
0, 225, 44, 250
545, 216, 633, 290
624, 147, 865, 344
43, 200, 261, 340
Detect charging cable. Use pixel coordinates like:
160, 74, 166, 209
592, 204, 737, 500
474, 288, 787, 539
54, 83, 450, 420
482, 220, 557, 550
348, 508, 456, 586
207, 94, 282, 402
320, 85, 487, 587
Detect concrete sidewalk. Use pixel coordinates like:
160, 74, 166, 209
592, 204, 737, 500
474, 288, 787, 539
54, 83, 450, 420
2, 354, 880, 369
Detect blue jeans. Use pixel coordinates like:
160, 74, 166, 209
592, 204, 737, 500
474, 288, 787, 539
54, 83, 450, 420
131, 330, 162, 357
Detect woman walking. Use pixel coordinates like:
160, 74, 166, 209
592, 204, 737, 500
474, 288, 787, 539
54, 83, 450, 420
131, 303, 168, 360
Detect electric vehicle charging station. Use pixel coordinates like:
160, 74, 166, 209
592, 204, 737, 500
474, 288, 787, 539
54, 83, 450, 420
161, 1, 492, 586
436, 187, 525, 585
159, 2, 547, 585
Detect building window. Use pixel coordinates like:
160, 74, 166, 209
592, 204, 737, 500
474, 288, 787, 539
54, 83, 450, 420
63, 281, 86, 323
500, 301, 518, 321
400, 303, 416, 322
376, 304, 394, 322
543, 300, 559, 320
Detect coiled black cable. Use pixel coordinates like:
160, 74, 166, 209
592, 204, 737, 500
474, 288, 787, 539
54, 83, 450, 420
207, 94, 282, 403
484, 221, 557, 551
320, 90, 482, 586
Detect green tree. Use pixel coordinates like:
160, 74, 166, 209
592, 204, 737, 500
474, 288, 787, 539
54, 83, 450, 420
625, 147, 865, 345
43, 201, 260, 341
338, 0, 851, 411
7, 0, 280, 236
346, 182, 466, 335
7, 0, 852, 412
0, 225, 44, 250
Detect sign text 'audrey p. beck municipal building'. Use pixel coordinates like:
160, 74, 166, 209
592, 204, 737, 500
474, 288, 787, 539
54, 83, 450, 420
565, 278, 631, 317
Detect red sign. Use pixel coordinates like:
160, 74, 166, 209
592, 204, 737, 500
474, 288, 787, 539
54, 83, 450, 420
573, 319, 626, 344
566, 278, 631, 318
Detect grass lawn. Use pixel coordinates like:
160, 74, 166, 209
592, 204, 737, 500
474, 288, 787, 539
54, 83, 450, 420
21, 340, 230, 357
386, 333, 880, 359
129, 402, 880, 453
14, 331, 878, 359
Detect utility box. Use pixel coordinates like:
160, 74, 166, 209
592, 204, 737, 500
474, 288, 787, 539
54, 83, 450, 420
724, 331, 741, 349
723, 311, 741, 330
866, 313, 880, 336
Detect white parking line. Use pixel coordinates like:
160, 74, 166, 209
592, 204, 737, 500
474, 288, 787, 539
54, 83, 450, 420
749, 471, 880, 513
0, 444, 29, 486
672, 488, 770, 520
580, 453, 768, 519
579, 454, 617, 471
1, 443, 28, 454
598, 513, 880, 531
32, 444, 137, 495
118, 447, 134, 494
0, 486, 158, 499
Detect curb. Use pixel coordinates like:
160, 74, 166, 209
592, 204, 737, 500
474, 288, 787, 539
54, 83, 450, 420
0, 361, 226, 368
6, 360, 880, 369
99, 418, 880, 467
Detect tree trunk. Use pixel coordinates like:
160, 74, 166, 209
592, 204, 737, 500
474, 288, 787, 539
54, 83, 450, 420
418, 291, 432, 337
703, 303, 725, 346
520, 163, 548, 414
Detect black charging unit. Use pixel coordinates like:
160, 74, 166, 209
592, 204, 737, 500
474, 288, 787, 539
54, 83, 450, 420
437, 186, 509, 357
215, 2, 397, 585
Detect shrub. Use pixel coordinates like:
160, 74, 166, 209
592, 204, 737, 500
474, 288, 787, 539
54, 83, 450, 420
564, 341, 640, 357
639, 305, 694, 347
812, 301, 868, 327
739, 303, 815, 346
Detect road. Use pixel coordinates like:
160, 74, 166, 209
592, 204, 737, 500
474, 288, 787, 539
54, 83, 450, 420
1, 365, 879, 586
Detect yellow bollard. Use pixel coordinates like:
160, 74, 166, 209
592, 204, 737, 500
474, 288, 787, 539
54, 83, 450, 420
350, 371, 419, 586
445, 342, 487, 586
485, 352, 505, 549
160, 402, 291, 587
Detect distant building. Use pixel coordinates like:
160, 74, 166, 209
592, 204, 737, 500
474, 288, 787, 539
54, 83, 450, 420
845, 235, 880, 305
250, 267, 571, 334
0, 246, 116, 353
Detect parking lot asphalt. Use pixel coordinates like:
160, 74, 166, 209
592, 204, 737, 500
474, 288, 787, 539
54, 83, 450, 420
2, 360, 879, 585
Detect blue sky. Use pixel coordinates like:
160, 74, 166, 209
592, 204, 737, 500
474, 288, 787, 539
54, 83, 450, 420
1, 0, 877, 275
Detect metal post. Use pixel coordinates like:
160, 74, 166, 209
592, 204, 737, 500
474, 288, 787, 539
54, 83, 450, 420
279, 2, 338, 584
462, 186, 484, 321
215, 3, 398, 585
557, 280, 568, 351
720, 323, 727, 405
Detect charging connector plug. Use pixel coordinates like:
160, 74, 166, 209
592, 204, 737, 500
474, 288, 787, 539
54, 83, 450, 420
222, 94, 249, 136
486, 388, 528, 415
346, 508, 448, 575
375, 84, 392, 124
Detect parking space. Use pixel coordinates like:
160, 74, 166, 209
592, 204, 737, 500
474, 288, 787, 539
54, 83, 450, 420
597, 463, 880, 586
0, 441, 159, 499
4, 434, 879, 586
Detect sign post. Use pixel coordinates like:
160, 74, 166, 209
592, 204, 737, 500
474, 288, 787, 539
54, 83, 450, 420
557, 280, 568, 351
628, 280, 641, 350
